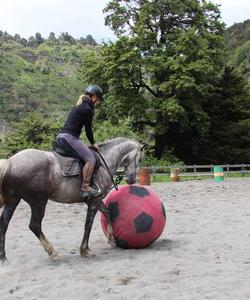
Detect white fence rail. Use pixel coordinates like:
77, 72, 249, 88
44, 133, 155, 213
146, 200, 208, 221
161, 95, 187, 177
150, 164, 250, 177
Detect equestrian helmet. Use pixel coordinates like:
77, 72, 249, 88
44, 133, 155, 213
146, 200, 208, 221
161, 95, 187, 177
85, 85, 103, 101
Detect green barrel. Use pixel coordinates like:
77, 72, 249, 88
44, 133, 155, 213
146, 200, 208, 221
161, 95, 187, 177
213, 166, 224, 182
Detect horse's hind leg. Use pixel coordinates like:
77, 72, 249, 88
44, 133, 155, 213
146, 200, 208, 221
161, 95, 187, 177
26, 198, 57, 258
0, 199, 20, 262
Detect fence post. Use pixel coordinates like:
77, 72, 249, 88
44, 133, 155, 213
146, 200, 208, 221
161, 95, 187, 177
241, 164, 245, 177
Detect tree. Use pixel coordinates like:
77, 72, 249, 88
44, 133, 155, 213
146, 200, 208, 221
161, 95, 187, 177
80, 35, 97, 46
35, 32, 44, 45
48, 32, 57, 44
28, 36, 36, 47
59, 32, 76, 44
0, 31, 13, 42
205, 66, 250, 163
83, 0, 226, 162
0, 113, 62, 158
20, 38, 28, 46
85, 34, 97, 46
14, 34, 21, 43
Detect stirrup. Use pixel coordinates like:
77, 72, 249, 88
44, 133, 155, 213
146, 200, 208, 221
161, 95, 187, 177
80, 189, 99, 202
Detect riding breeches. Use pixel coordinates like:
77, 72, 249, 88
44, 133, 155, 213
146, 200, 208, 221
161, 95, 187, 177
56, 133, 96, 164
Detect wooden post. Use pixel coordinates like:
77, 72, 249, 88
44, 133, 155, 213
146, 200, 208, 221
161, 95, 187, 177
170, 168, 180, 182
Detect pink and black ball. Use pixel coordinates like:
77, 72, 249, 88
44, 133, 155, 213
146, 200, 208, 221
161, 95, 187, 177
100, 185, 166, 249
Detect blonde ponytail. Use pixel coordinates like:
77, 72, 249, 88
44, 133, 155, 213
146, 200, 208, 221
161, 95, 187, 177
76, 94, 85, 106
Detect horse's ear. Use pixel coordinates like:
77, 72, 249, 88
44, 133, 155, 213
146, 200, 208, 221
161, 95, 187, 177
140, 143, 147, 150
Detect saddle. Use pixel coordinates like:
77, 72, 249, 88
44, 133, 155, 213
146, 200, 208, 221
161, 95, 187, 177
52, 138, 101, 177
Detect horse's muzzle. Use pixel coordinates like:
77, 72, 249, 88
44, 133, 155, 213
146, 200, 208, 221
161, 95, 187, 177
126, 174, 136, 185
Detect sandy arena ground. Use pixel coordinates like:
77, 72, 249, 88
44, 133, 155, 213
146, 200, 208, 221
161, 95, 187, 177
0, 178, 250, 300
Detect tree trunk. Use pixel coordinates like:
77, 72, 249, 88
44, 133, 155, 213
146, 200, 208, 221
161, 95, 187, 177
154, 133, 166, 159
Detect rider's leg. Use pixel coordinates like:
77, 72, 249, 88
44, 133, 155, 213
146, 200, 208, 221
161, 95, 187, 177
55, 134, 98, 198
81, 161, 98, 197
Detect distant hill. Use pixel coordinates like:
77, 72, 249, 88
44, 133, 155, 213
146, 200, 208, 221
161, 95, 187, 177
226, 19, 250, 78
0, 31, 99, 135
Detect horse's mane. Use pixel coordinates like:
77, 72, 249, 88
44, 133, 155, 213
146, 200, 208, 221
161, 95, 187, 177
98, 137, 138, 152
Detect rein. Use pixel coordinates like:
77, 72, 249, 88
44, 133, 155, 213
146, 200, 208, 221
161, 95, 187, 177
96, 150, 123, 191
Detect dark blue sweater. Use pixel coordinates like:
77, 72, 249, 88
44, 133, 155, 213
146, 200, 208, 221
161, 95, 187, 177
60, 97, 95, 144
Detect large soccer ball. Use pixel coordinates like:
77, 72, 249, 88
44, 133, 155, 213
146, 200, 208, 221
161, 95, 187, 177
100, 185, 166, 249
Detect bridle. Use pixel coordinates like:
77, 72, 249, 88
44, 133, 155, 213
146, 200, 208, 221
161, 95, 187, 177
97, 145, 141, 191
123, 146, 141, 175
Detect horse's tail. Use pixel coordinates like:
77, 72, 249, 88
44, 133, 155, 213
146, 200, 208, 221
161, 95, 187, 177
0, 159, 9, 208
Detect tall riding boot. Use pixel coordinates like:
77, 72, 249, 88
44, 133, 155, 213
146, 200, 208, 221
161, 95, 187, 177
80, 162, 98, 200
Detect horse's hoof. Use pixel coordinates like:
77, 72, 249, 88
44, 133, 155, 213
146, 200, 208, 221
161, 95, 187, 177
108, 237, 116, 247
80, 248, 96, 258
49, 251, 59, 260
0, 256, 8, 265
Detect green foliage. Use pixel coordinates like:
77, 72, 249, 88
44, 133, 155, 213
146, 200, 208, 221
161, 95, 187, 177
226, 20, 250, 49
0, 114, 145, 159
0, 113, 62, 158
0, 40, 96, 124
206, 66, 250, 163
85, 0, 226, 162
80, 35, 97, 46
78, 117, 146, 145
141, 154, 183, 168
94, 118, 144, 143
226, 19, 250, 78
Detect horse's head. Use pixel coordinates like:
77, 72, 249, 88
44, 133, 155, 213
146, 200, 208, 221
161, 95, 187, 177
98, 138, 145, 186
122, 143, 145, 184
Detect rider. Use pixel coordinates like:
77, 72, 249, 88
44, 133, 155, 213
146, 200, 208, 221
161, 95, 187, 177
56, 84, 103, 200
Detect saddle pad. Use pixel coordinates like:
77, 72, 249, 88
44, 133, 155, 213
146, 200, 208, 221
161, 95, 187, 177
53, 151, 81, 177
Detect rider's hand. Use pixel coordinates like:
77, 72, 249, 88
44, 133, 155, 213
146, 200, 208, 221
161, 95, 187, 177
91, 143, 99, 151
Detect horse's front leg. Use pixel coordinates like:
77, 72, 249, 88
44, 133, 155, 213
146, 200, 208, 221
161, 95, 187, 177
97, 200, 116, 247
80, 201, 97, 257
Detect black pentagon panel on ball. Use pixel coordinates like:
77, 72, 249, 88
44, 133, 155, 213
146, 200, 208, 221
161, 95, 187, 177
115, 238, 129, 249
133, 212, 153, 233
129, 186, 150, 198
108, 202, 120, 223
161, 203, 166, 219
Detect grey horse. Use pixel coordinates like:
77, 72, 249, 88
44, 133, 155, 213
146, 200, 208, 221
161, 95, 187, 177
0, 137, 143, 262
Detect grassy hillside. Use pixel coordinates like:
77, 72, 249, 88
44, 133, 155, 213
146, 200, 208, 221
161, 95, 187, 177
226, 19, 250, 78
0, 38, 97, 132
